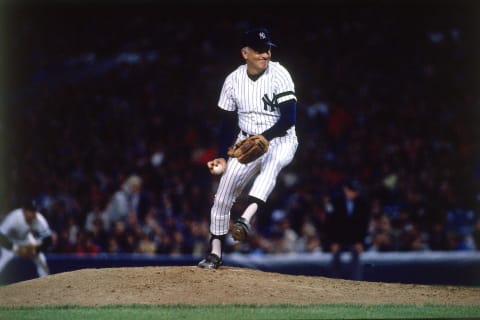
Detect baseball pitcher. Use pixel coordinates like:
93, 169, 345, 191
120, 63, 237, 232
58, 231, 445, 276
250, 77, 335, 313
199, 27, 298, 269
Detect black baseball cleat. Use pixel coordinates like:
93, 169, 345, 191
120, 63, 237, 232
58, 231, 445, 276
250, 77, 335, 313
197, 253, 223, 269
231, 217, 251, 241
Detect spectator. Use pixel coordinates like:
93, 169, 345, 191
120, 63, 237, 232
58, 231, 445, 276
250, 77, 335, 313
137, 232, 157, 254
326, 179, 370, 280
74, 230, 101, 255
84, 202, 109, 233
369, 215, 396, 252
428, 220, 449, 251
104, 175, 150, 228
266, 214, 299, 254
89, 217, 109, 252
296, 218, 323, 253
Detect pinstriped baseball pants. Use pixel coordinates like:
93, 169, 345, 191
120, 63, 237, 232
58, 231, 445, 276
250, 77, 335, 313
210, 133, 298, 235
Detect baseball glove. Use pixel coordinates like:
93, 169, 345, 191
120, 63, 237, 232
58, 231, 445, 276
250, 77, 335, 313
227, 134, 269, 164
16, 244, 38, 259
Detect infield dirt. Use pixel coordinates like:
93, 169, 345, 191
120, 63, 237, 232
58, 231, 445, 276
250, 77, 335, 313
0, 266, 479, 307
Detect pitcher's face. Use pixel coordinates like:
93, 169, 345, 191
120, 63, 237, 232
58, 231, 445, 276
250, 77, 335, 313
242, 46, 271, 75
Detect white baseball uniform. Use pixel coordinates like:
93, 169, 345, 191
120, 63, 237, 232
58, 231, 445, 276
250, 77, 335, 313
0, 208, 52, 277
210, 61, 298, 235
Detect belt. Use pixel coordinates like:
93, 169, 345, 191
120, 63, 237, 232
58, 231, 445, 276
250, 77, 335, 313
242, 130, 289, 138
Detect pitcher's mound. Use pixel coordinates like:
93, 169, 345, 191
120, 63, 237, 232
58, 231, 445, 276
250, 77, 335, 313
0, 266, 479, 306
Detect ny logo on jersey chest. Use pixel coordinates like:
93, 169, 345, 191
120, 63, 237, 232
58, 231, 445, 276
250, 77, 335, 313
262, 94, 277, 112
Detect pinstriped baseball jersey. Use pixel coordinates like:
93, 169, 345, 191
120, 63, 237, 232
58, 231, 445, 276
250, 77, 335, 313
0, 209, 52, 245
0, 208, 52, 278
210, 61, 299, 236
218, 61, 297, 135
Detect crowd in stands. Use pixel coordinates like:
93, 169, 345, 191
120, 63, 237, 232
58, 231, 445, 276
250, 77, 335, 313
3, 3, 479, 257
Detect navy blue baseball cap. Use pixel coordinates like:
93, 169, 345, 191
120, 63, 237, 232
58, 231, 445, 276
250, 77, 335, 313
345, 179, 362, 192
242, 27, 277, 50
21, 197, 40, 211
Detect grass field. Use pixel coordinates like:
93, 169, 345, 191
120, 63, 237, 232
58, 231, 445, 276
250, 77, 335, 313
1, 304, 480, 320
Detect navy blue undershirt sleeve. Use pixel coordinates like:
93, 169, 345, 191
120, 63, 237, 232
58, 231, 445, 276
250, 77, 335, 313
262, 99, 296, 140
38, 235, 53, 253
218, 109, 238, 159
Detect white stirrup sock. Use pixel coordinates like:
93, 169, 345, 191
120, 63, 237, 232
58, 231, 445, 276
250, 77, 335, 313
241, 203, 258, 223
35, 252, 50, 277
211, 238, 222, 258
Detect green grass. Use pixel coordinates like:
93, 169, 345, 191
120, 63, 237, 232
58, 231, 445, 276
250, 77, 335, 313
1, 304, 480, 320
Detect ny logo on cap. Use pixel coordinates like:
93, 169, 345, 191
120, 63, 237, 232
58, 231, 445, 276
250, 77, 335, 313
259, 32, 266, 39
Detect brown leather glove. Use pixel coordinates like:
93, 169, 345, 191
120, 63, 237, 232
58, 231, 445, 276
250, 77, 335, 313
227, 134, 269, 164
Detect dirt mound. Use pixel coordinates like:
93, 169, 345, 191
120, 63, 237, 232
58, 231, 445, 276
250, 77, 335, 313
0, 266, 479, 307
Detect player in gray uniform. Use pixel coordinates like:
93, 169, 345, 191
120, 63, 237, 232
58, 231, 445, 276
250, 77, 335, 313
0, 199, 53, 278
198, 27, 298, 269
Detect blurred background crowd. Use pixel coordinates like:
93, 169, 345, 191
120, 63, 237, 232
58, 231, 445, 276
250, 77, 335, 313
1, 1, 479, 257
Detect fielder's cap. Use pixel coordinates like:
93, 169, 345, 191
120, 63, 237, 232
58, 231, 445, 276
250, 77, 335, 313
21, 197, 40, 211
345, 179, 362, 193
242, 27, 277, 50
